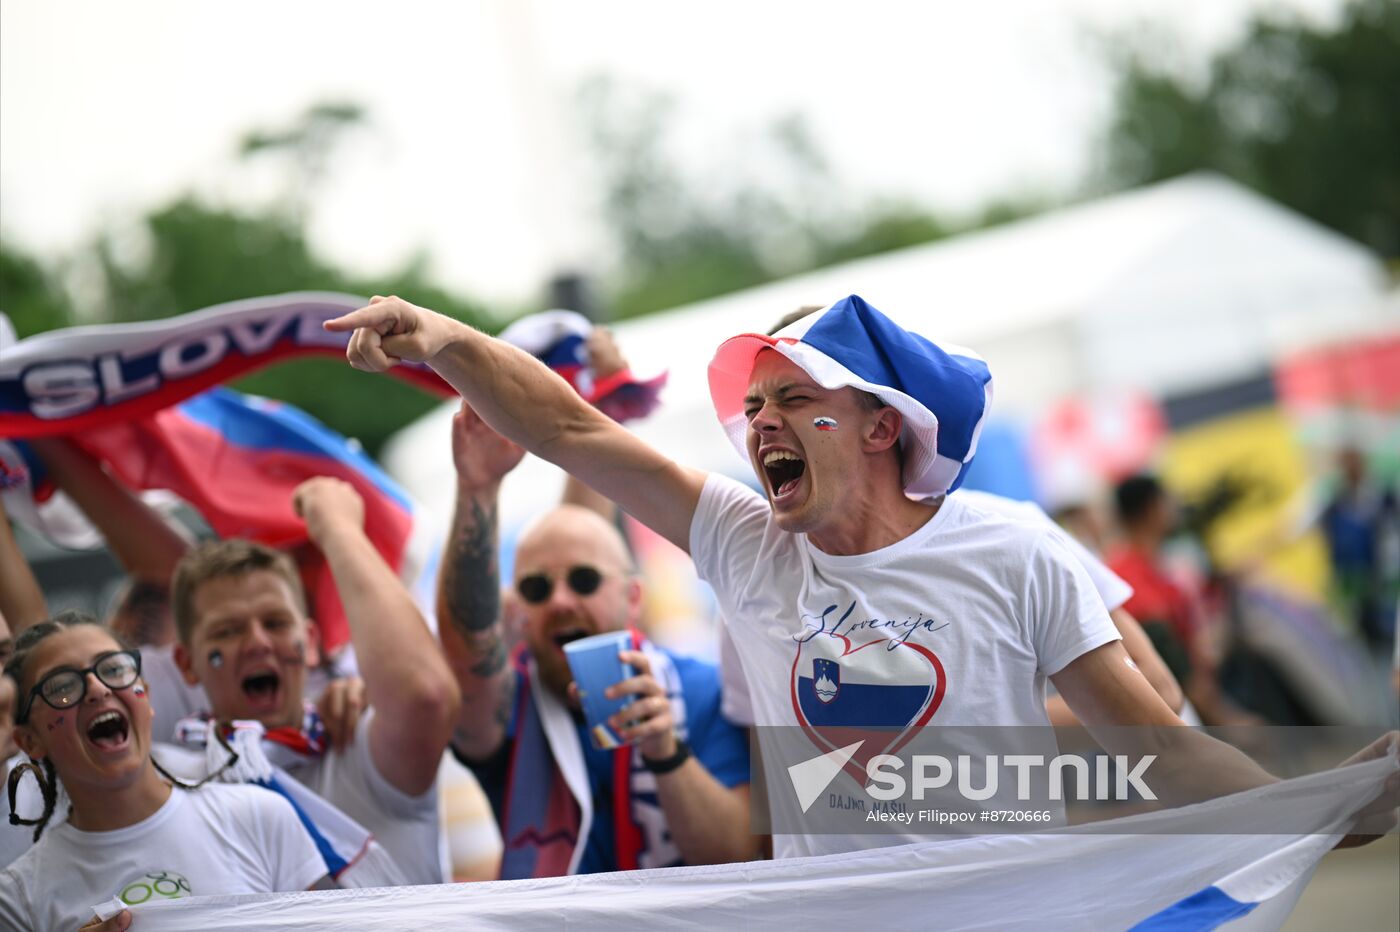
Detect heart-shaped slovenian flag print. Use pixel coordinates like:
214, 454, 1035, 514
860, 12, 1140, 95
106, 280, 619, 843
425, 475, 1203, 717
790, 625, 946, 784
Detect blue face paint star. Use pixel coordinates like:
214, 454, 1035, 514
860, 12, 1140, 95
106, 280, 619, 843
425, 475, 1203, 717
813, 416, 839, 431
207, 648, 224, 669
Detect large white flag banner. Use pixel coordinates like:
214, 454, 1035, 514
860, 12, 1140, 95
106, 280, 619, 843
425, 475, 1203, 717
114, 753, 1395, 932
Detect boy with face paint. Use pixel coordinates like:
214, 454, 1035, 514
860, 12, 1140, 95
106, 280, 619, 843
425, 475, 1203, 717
0, 614, 325, 932
164, 478, 459, 885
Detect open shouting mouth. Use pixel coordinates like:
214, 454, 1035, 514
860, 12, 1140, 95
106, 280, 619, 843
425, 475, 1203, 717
241, 669, 283, 711
551, 627, 590, 651
86, 709, 131, 752
763, 450, 807, 505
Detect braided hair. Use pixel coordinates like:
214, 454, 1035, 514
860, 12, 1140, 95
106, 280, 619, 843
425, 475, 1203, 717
5, 757, 57, 843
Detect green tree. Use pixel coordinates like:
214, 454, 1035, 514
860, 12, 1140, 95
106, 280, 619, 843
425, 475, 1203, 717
93, 199, 327, 324
813, 205, 956, 268
1100, 0, 1400, 256
79, 194, 486, 457
61, 100, 490, 456
0, 239, 73, 338
239, 100, 369, 223
577, 78, 782, 318
578, 76, 1048, 319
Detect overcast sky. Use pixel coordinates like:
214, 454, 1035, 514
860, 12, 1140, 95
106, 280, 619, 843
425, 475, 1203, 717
1, 0, 1344, 307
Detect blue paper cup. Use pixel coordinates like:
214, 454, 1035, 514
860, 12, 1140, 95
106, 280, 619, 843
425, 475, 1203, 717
563, 631, 636, 750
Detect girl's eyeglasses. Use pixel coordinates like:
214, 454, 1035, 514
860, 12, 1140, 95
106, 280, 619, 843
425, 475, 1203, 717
17, 649, 142, 724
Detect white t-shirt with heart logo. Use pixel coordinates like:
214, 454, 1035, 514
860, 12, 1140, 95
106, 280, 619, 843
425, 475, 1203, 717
690, 475, 1120, 859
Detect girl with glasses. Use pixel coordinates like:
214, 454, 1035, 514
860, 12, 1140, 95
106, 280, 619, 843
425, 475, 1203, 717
1, 612, 327, 932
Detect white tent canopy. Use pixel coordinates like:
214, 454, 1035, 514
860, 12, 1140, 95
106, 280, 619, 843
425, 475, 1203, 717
383, 173, 1393, 529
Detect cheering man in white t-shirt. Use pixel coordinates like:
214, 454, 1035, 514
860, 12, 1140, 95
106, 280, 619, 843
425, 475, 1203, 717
162, 478, 459, 884
325, 292, 1396, 858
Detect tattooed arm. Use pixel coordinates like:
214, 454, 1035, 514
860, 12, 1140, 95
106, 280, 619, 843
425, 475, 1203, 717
437, 402, 528, 761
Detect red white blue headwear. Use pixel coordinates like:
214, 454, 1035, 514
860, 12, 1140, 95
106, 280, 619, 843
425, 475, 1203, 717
498, 310, 667, 423
707, 295, 994, 498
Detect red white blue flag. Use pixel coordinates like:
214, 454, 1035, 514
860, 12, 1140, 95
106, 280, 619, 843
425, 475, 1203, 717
498, 309, 667, 423
0, 292, 453, 437
0, 294, 449, 650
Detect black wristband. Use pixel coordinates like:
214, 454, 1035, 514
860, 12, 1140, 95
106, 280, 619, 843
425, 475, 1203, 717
640, 737, 691, 775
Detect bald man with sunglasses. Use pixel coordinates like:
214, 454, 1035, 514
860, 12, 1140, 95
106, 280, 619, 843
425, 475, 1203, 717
438, 402, 754, 879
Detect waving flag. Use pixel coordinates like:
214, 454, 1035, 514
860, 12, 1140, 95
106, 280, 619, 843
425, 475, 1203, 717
0, 295, 450, 650
107, 749, 1396, 931
3, 387, 433, 652
0, 293, 454, 438
110, 388, 431, 649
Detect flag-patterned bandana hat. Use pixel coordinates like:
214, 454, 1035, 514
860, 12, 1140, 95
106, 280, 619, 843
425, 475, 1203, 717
498, 310, 668, 423
707, 294, 994, 499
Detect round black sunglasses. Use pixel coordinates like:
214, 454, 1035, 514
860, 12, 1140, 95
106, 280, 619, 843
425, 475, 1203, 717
516, 566, 605, 605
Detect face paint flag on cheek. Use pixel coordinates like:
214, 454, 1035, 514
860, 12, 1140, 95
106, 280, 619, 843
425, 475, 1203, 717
132, 684, 147, 698
813, 416, 839, 431
208, 649, 224, 669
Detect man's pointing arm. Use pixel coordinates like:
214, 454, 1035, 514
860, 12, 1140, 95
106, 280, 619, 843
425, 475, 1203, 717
325, 296, 706, 551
